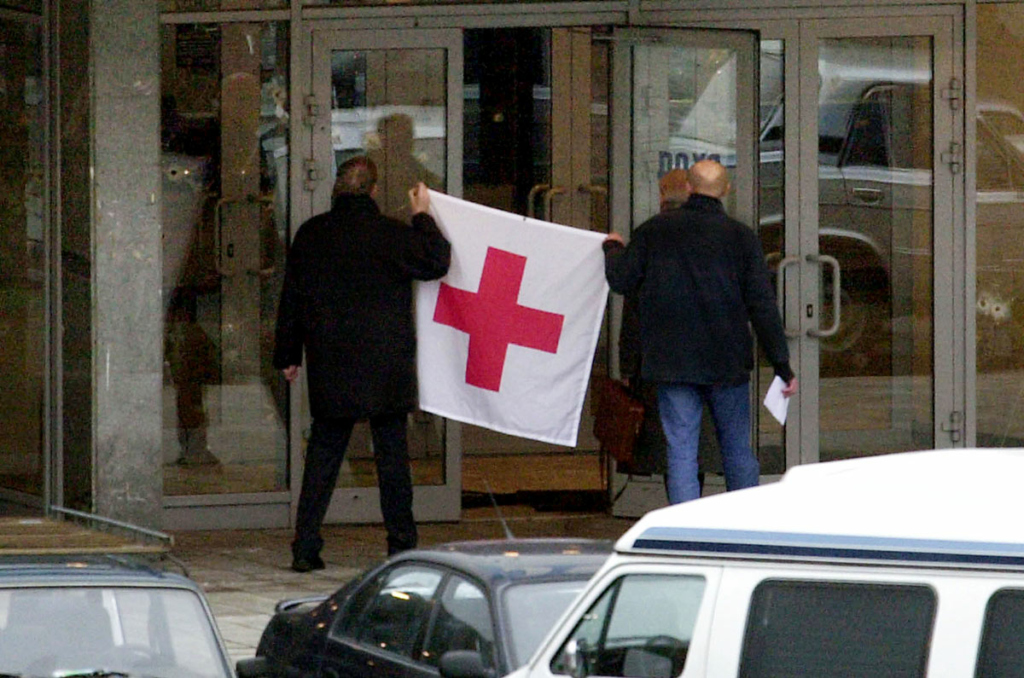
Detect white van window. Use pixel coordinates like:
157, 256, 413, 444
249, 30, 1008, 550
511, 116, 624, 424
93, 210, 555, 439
976, 589, 1024, 677
740, 580, 935, 677
550, 574, 705, 678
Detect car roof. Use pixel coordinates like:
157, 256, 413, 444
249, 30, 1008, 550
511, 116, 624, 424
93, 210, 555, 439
388, 538, 613, 587
617, 448, 1024, 568
0, 553, 199, 589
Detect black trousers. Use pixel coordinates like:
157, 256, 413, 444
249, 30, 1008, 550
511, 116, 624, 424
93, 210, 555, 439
293, 413, 417, 558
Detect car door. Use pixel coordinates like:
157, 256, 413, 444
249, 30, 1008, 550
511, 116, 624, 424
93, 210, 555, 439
320, 563, 444, 678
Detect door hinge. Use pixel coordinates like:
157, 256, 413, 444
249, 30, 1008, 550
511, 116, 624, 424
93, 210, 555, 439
303, 94, 320, 126
941, 410, 963, 444
941, 78, 962, 111
941, 142, 962, 174
304, 158, 321, 192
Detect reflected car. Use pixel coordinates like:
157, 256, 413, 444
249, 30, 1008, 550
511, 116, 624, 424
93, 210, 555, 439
237, 539, 612, 678
0, 554, 234, 678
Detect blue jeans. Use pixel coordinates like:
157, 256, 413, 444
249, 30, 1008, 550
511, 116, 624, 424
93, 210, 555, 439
657, 382, 759, 503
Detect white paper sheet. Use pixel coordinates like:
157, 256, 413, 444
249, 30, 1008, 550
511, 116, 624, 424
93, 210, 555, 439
763, 375, 791, 425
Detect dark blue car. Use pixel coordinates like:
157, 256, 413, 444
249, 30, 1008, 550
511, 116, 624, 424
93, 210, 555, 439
238, 539, 612, 678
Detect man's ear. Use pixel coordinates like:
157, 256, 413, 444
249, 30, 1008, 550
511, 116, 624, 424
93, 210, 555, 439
371, 184, 380, 199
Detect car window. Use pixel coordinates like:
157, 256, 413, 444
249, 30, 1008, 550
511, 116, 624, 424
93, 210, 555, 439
977, 120, 1024, 192
551, 574, 706, 678
976, 588, 1024, 677
740, 580, 935, 677
838, 83, 931, 171
421, 575, 494, 668
336, 564, 443, 659
0, 586, 228, 678
503, 579, 590, 668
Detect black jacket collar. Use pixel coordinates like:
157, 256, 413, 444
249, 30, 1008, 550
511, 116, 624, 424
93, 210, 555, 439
686, 193, 725, 212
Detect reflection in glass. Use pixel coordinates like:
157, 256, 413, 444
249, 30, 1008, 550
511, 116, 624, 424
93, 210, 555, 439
160, 22, 290, 495
977, 6, 1024, 447
633, 44, 738, 219
629, 41, 741, 481
329, 47, 447, 488
0, 19, 45, 498
816, 37, 934, 461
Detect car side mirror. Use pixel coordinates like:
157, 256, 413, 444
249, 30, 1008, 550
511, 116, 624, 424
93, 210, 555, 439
439, 650, 497, 678
237, 656, 271, 678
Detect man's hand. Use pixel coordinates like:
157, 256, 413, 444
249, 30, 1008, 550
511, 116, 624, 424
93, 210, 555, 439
282, 365, 300, 382
782, 377, 798, 398
604, 232, 625, 246
409, 182, 431, 215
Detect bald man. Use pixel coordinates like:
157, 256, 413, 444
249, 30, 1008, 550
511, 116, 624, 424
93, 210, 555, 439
603, 159, 797, 504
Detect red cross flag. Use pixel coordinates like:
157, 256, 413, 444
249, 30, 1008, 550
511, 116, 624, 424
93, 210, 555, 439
416, 190, 609, 446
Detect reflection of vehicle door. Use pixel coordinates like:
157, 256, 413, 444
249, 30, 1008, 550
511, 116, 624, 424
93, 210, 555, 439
607, 28, 761, 516
793, 17, 960, 463
302, 28, 463, 522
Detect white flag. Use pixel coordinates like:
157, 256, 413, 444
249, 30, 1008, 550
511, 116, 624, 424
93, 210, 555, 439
416, 191, 609, 446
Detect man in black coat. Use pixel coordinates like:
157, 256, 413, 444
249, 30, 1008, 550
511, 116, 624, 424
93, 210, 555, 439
274, 156, 451, 571
604, 159, 797, 505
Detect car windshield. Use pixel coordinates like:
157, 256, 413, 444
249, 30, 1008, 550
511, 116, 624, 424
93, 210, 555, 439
502, 580, 589, 668
0, 586, 230, 678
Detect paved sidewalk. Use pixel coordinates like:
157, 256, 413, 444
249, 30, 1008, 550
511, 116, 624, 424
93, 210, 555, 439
169, 506, 636, 665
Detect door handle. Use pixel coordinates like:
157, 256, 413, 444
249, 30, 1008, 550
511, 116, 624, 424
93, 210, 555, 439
527, 183, 549, 219
543, 186, 567, 222
806, 253, 841, 338
774, 255, 801, 338
852, 187, 883, 204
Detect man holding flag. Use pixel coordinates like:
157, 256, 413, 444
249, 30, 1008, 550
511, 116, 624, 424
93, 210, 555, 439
274, 157, 450, 571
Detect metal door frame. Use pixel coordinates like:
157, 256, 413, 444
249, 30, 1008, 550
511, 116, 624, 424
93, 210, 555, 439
607, 27, 761, 515
795, 15, 961, 464
299, 26, 464, 523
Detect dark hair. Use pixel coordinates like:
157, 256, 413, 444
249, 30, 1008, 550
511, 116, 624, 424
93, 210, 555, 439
334, 156, 378, 196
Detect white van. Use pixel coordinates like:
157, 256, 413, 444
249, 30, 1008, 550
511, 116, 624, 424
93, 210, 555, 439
505, 448, 1024, 678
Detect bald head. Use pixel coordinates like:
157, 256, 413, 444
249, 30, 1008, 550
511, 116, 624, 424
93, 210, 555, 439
659, 169, 690, 212
687, 160, 731, 199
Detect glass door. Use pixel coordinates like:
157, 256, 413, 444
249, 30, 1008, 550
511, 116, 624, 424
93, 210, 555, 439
793, 16, 959, 463
0, 13, 45, 509
305, 27, 463, 522
608, 28, 761, 516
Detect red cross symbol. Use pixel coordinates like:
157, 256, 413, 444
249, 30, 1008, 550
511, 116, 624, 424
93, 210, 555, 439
433, 247, 565, 392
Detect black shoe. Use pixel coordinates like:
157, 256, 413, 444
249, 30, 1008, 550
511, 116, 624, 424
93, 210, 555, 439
291, 555, 326, 573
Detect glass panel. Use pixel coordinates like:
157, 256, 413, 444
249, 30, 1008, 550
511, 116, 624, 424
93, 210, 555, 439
740, 580, 935, 676
160, 22, 290, 495
329, 47, 447, 488
354, 565, 443, 657
628, 39, 744, 484
421, 575, 494, 668
633, 42, 738, 222
550, 574, 706, 678
977, 589, 1024, 677
976, 6, 1024, 447
0, 587, 230, 678
816, 37, 934, 462
756, 39, 785, 475
457, 28, 609, 496
0, 18, 45, 499
503, 579, 589, 667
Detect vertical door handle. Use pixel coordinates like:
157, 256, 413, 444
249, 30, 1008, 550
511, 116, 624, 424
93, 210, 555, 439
806, 253, 841, 338
527, 184, 549, 219
775, 255, 802, 338
543, 186, 567, 222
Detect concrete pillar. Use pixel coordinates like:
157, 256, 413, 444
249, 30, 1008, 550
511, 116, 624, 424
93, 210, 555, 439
91, 0, 163, 528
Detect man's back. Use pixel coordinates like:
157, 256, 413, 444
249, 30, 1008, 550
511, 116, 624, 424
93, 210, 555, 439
274, 192, 450, 419
605, 194, 790, 386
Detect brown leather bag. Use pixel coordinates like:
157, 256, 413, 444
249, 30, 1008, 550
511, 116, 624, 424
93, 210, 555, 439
593, 377, 645, 465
